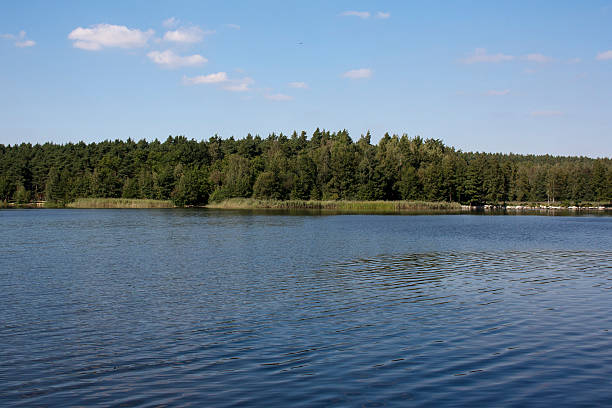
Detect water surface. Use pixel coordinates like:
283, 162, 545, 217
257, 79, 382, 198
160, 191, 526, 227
1, 209, 611, 406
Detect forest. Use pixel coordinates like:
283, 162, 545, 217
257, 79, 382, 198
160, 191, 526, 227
0, 129, 610, 206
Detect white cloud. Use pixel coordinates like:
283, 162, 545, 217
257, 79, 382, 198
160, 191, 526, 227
148, 50, 207, 68
223, 77, 254, 92
486, 89, 510, 96
163, 26, 212, 43
265, 93, 293, 101
596, 50, 612, 60
183, 72, 253, 92
1, 30, 35, 48
461, 48, 514, 64
288, 81, 308, 89
523, 53, 553, 63
68, 24, 153, 50
341, 11, 371, 19
226, 24, 241, 30
343, 68, 372, 79
531, 110, 563, 117
376, 11, 391, 19
2, 30, 24, 40
15, 40, 36, 47
183, 72, 228, 84
163, 17, 179, 28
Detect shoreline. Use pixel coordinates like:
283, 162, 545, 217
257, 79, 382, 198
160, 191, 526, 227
65, 198, 175, 209
2, 198, 610, 212
205, 198, 463, 212
463, 204, 611, 211
205, 198, 611, 213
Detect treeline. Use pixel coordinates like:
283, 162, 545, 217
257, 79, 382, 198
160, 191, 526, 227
0, 130, 610, 206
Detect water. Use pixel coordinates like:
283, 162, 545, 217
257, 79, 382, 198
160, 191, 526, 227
1, 209, 611, 407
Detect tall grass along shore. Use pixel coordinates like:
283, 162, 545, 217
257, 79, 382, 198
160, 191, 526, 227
66, 198, 174, 209
206, 198, 462, 212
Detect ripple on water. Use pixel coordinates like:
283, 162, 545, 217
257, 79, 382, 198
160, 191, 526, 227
1, 212, 612, 407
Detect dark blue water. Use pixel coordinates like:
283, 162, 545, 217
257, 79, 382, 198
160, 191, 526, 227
1, 209, 611, 407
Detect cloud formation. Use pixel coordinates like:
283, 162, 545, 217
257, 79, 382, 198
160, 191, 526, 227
147, 50, 207, 68
343, 68, 372, 79
523, 53, 553, 63
68, 24, 153, 50
341, 11, 371, 19
163, 17, 179, 28
288, 81, 308, 89
163, 26, 212, 43
1, 30, 35, 47
223, 77, 254, 92
340, 10, 389, 19
184, 73, 254, 91
226, 24, 241, 30
265, 93, 293, 101
461, 48, 514, 63
596, 50, 612, 60
184, 72, 228, 84
486, 89, 510, 96
15, 39, 36, 47
463, 49, 557, 64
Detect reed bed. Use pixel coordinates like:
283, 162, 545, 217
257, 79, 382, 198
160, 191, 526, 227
207, 198, 462, 211
67, 198, 174, 208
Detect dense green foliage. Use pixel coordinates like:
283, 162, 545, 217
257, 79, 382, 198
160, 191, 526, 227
1, 129, 610, 206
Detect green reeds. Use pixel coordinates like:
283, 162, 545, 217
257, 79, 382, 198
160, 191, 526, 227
206, 198, 462, 212
66, 198, 174, 208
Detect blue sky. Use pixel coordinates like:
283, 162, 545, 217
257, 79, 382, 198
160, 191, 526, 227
1, 1, 611, 157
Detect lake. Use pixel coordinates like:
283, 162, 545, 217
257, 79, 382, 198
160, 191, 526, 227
1, 209, 611, 406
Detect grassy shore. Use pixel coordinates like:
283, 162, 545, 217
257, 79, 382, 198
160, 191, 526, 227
66, 198, 174, 208
206, 198, 462, 212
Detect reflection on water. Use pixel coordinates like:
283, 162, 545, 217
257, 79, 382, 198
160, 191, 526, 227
1, 209, 612, 406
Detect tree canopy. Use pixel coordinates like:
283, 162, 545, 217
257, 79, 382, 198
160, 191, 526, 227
0, 130, 610, 206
